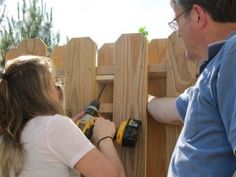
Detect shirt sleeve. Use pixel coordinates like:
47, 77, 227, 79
176, 87, 192, 121
216, 36, 236, 155
46, 114, 95, 168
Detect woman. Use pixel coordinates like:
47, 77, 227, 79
0, 55, 126, 177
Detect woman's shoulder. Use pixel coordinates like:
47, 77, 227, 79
26, 114, 73, 130
48, 114, 70, 121
46, 114, 74, 127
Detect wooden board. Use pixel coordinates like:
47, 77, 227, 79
64, 37, 97, 117
97, 43, 115, 119
113, 33, 148, 177
165, 32, 198, 171
51, 46, 65, 77
6, 38, 47, 60
147, 38, 168, 177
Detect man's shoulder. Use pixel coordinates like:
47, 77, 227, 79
222, 33, 236, 54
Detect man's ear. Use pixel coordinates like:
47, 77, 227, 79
192, 4, 207, 29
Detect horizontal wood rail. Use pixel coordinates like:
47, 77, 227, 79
96, 63, 167, 82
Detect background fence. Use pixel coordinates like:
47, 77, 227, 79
6, 32, 198, 177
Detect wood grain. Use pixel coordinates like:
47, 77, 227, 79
113, 33, 147, 177
164, 32, 198, 172
64, 37, 97, 117
6, 38, 47, 60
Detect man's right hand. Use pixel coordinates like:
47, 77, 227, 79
147, 95, 183, 125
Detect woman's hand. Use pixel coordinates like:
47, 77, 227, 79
92, 117, 116, 143
71, 112, 84, 123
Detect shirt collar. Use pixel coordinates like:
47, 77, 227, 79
208, 31, 236, 60
208, 40, 226, 59
198, 41, 225, 76
198, 31, 236, 76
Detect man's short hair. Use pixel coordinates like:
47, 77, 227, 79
171, 0, 236, 22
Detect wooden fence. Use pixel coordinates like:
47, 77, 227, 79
6, 32, 198, 177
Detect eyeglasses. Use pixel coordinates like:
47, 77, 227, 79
168, 7, 192, 31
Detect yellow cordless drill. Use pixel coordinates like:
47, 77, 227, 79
76, 84, 141, 148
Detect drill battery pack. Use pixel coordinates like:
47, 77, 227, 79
115, 118, 142, 147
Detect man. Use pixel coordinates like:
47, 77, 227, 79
148, 0, 236, 176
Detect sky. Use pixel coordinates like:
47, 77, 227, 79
5, 0, 174, 48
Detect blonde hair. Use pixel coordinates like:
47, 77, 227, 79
0, 55, 63, 177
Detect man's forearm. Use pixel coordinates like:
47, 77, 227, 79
148, 95, 182, 124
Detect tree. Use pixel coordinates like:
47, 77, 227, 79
0, 0, 60, 67
0, 0, 6, 25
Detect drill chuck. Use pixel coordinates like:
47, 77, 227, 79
84, 100, 100, 116
76, 100, 100, 139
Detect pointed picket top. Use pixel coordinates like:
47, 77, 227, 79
166, 32, 197, 96
113, 33, 148, 177
51, 45, 66, 77
148, 38, 168, 64
63, 37, 97, 117
6, 38, 47, 60
98, 43, 115, 66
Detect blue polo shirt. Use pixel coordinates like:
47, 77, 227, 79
169, 33, 236, 177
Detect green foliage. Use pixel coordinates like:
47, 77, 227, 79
138, 26, 148, 38
0, 0, 60, 67
0, 0, 6, 25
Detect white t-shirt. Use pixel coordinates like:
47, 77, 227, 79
18, 114, 95, 177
